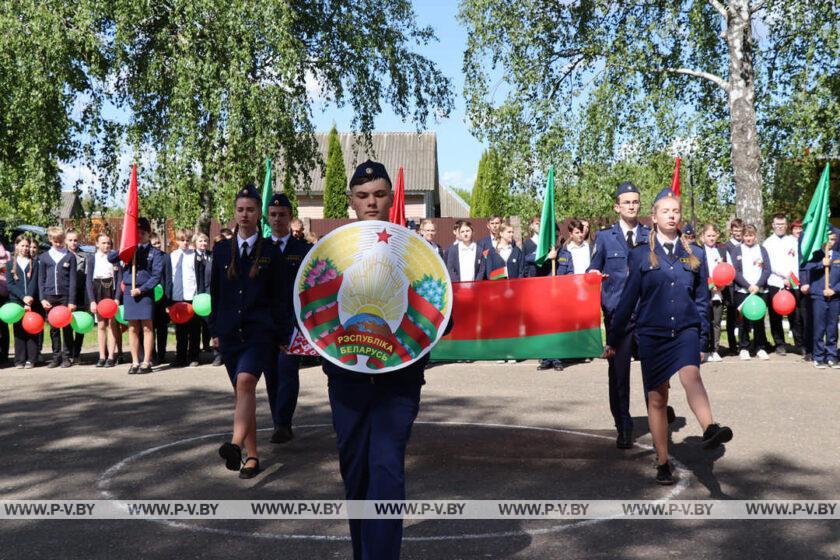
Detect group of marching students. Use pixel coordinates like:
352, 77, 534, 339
0, 217, 316, 373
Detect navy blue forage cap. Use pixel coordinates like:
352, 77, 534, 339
236, 183, 261, 203
614, 181, 640, 198
682, 223, 695, 236
349, 160, 391, 188
269, 193, 292, 209
654, 187, 677, 203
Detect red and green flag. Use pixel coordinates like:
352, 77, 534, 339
788, 272, 800, 289
431, 275, 603, 360
489, 266, 508, 280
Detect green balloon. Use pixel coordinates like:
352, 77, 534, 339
0, 302, 25, 324
192, 293, 212, 317
154, 284, 164, 302
742, 294, 767, 321
70, 311, 95, 334
116, 305, 128, 325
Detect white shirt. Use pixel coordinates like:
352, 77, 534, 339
704, 245, 726, 302
48, 247, 68, 264
16, 256, 30, 271
237, 233, 258, 256
656, 232, 679, 251
567, 241, 590, 274
457, 241, 477, 282
497, 244, 512, 263
271, 233, 291, 253
738, 244, 765, 293
170, 248, 197, 300
93, 252, 114, 279
763, 234, 799, 289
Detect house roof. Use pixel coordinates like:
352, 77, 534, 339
302, 132, 438, 193
60, 191, 83, 219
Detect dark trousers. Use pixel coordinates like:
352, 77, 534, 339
735, 292, 768, 352
46, 295, 72, 362
767, 286, 804, 350
0, 320, 8, 364
200, 317, 212, 351
71, 332, 84, 360
174, 311, 201, 363
328, 378, 421, 560
793, 289, 808, 352
604, 312, 634, 432
152, 304, 169, 363
708, 300, 723, 353
13, 321, 39, 365
811, 296, 839, 362
265, 353, 301, 428
725, 294, 739, 353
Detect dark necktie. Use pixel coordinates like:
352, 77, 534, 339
664, 242, 674, 257
241, 241, 249, 258
626, 230, 634, 248
173, 252, 184, 301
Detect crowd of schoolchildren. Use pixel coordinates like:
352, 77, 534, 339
0, 217, 316, 370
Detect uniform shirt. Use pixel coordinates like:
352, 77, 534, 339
803, 247, 840, 298
567, 241, 590, 274
737, 244, 766, 292
237, 233, 259, 256
457, 241, 477, 282
271, 233, 292, 253
170, 248, 197, 301
497, 244, 512, 263
763, 234, 799, 289
93, 251, 114, 279
619, 221, 640, 246
16, 256, 30, 271
703, 244, 726, 302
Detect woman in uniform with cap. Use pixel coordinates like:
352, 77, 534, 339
605, 188, 733, 485
212, 184, 290, 479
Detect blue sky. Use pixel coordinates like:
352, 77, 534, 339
304, 0, 484, 192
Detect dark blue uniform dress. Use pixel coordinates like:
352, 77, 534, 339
802, 245, 840, 364
588, 222, 650, 432
208, 235, 290, 386
608, 240, 710, 392
118, 244, 164, 321
264, 234, 312, 429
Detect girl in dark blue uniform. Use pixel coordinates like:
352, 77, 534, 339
6, 235, 39, 368
606, 189, 732, 485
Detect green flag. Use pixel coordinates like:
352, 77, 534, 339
260, 157, 272, 237
800, 162, 831, 265
535, 166, 556, 267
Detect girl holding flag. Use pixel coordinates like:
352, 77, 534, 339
488, 223, 524, 279
605, 188, 732, 485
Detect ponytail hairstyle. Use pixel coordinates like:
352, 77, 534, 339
648, 196, 701, 270
226, 225, 265, 281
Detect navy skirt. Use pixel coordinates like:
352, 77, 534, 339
123, 292, 154, 321
222, 341, 273, 386
637, 328, 700, 393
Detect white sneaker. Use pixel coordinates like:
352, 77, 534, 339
739, 350, 751, 360
756, 350, 769, 360
712, 352, 723, 362
814, 360, 827, 369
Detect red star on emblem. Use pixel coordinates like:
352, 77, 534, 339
377, 228, 392, 243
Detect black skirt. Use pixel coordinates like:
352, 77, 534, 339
92, 278, 116, 303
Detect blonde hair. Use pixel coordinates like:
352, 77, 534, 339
176, 228, 194, 241
193, 232, 209, 243
47, 226, 65, 241
648, 197, 700, 270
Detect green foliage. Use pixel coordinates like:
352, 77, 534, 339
451, 187, 471, 205
470, 149, 510, 217
323, 126, 348, 218
469, 151, 487, 217
282, 166, 299, 218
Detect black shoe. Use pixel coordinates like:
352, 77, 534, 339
95, 359, 106, 368
239, 457, 261, 479
137, 363, 153, 374
47, 360, 61, 369
537, 360, 553, 371
60, 360, 72, 368
104, 359, 115, 368
702, 423, 733, 449
553, 360, 564, 371
803, 353, 813, 362
775, 345, 786, 356
218, 442, 242, 471
616, 430, 634, 449
270, 426, 294, 444
128, 364, 139, 375
667, 405, 676, 424
656, 462, 674, 485
15, 363, 25, 369
212, 356, 223, 367
170, 360, 187, 368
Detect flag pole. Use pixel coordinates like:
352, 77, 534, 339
552, 249, 556, 276
132, 252, 136, 291
825, 241, 831, 291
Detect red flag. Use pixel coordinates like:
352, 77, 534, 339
389, 166, 406, 226
671, 156, 681, 196
118, 164, 139, 264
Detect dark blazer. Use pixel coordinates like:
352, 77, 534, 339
487, 245, 525, 279
85, 253, 123, 304
208, 236, 290, 346
588, 223, 651, 314
608, 241, 710, 350
108, 244, 164, 298
6, 258, 38, 304
534, 247, 575, 277
272, 235, 312, 325
802, 247, 840, 298
37, 250, 77, 304
445, 243, 488, 282
731, 244, 771, 290
523, 238, 538, 277
194, 251, 212, 295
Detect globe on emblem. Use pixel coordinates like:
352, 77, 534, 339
344, 313, 393, 339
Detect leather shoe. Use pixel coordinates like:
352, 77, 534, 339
218, 442, 242, 471
270, 426, 294, 444
656, 462, 674, 485
616, 430, 634, 449
239, 457, 261, 479
667, 405, 676, 424
702, 423, 733, 449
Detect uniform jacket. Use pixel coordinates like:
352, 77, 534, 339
487, 245, 525, 279
208, 236, 290, 347
445, 243, 488, 282
607, 240, 710, 349
85, 253, 124, 303
6, 258, 39, 304
731, 244, 771, 291
37, 250, 77, 304
802, 246, 840, 299
194, 250, 213, 295
588, 222, 651, 313
108, 244, 165, 299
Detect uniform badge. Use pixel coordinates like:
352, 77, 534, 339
63, 262, 70, 268
365, 167, 373, 175
258, 256, 271, 265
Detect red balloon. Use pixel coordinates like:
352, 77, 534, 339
22, 311, 44, 334
96, 298, 118, 319
48, 305, 72, 328
585, 270, 602, 285
169, 302, 194, 324
712, 262, 736, 287
772, 289, 796, 316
